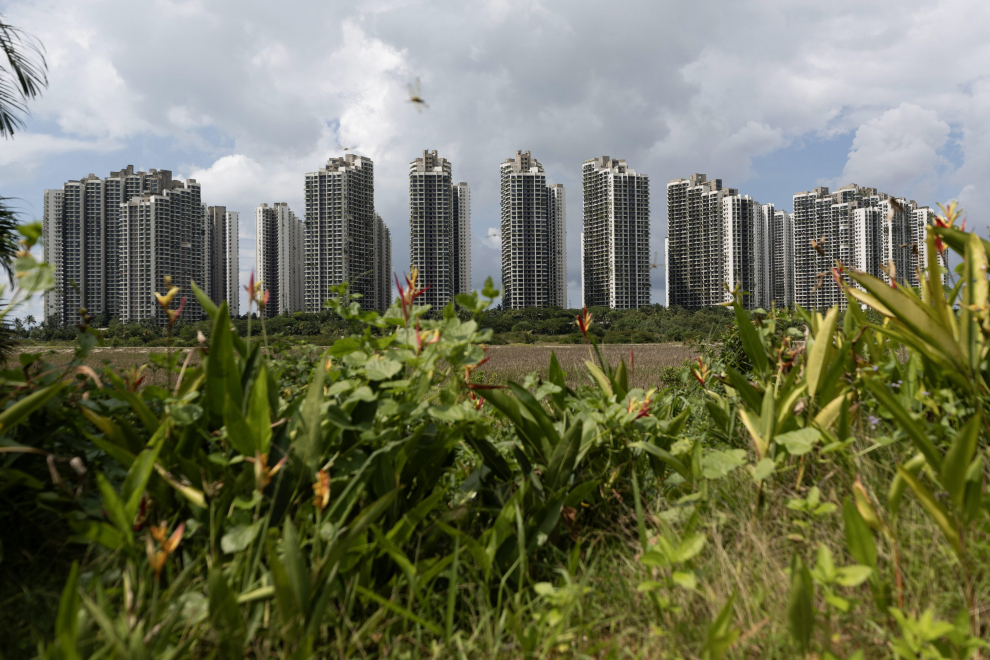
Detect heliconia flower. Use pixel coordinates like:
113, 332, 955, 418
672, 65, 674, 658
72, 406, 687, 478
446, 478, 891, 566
146, 521, 184, 579
249, 452, 288, 491
627, 388, 657, 419
467, 391, 484, 411
155, 286, 181, 310
395, 266, 431, 322
166, 296, 187, 328
313, 469, 331, 513
244, 271, 256, 298
575, 307, 593, 342
691, 356, 710, 386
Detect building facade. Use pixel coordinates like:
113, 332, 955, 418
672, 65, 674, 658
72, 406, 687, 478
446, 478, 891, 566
452, 182, 471, 296
581, 157, 648, 309
205, 206, 239, 316
500, 151, 565, 309
665, 173, 932, 311
44, 166, 210, 325
666, 174, 736, 308
256, 203, 304, 317
116, 179, 205, 324
304, 155, 377, 312
374, 214, 392, 313
409, 151, 454, 309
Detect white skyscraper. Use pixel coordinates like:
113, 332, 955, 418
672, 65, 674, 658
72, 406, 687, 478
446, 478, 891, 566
117, 178, 205, 323
304, 155, 377, 312
256, 203, 304, 317
452, 182, 471, 296
374, 214, 392, 313
205, 206, 240, 317
42, 189, 62, 322
548, 184, 566, 307
500, 151, 565, 309
409, 150, 454, 309
581, 157, 648, 309
45, 167, 207, 324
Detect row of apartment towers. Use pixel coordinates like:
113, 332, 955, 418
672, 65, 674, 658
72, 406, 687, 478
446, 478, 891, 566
664, 174, 934, 310
42, 150, 654, 323
41, 161, 392, 324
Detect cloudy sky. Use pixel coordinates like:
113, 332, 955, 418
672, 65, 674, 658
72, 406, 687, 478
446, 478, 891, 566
3, 0, 988, 318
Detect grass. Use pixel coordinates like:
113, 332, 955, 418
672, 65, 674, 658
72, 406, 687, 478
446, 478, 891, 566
474, 343, 696, 389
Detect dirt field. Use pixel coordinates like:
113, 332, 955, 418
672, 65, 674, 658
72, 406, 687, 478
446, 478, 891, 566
474, 343, 695, 389
14, 342, 695, 391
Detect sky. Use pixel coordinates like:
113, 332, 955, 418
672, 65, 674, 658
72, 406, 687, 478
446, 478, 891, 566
2, 0, 989, 320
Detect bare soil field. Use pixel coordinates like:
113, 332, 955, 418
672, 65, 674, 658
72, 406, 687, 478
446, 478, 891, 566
13, 342, 696, 391
474, 343, 695, 389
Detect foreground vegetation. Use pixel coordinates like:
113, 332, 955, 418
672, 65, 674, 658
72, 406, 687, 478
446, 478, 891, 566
2, 208, 990, 659
14, 302, 738, 347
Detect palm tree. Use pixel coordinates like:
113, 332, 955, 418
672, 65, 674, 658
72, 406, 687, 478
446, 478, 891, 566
1, 16, 47, 139
0, 16, 48, 282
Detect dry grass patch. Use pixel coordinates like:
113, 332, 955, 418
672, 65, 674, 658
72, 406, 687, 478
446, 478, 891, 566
475, 343, 696, 389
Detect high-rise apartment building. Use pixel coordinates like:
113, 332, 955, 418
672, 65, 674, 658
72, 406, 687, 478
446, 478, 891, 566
374, 214, 392, 313
452, 182, 471, 296
793, 184, 923, 309
666, 174, 737, 308
44, 166, 208, 324
581, 157, 648, 309
256, 203, 304, 317
304, 155, 377, 312
205, 206, 240, 316
409, 151, 454, 309
117, 179, 205, 323
42, 189, 63, 322
548, 184, 567, 307
665, 173, 931, 311
500, 151, 565, 309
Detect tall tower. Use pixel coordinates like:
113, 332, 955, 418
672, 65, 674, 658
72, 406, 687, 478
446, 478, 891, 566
42, 189, 63, 323
374, 214, 392, 313
666, 174, 735, 308
256, 203, 304, 317
581, 157, 648, 309
548, 184, 566, 307
117, 178, 205, 324
721, 193, 761, 308
206, 206, 240, 316
45, 166, 202, 324
500, 151, 564, 309
452, 182, 471, 295
304, 155, 376, 312
409, 150, 453, 309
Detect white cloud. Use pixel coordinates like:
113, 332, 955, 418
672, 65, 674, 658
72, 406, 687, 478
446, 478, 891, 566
7, 0, 990, 319
839, 103, 950, 197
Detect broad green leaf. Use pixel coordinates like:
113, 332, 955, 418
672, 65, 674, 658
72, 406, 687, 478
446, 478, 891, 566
702, 449, 747, 479
220, 521, 263, 554
738, 409, 768, 459
806, 305, 838, 400
364, 356, 403, 381
734, 298, 768, 377
863, 379, 941, 471
834, 565, 872, 587
224, 396, 256, 457
96, 473, 132, 546
190, 279, 219, 321
788, 553, 815, 655
121, 425, 165, 520
205, 303, 242, 424
54, 561, 80, 647
246, 363, 272, 455
940, 413, 980, 510
749, 457, 775, 482
725, 366, 763, 411
0, 381, 66, 437
208, 567, 246, 659
775, 428, 820, 456
170, 403, 203, 427
672, 532, 707, 563
842, 497, 876, 569
672, 571, 697, 591
629, 441, 691, 482
584, 360, 613, 397
703, 591, 740, 660
897, 465, 961, 557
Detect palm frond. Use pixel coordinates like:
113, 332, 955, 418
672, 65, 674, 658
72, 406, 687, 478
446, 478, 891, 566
0, 16, 48, 139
